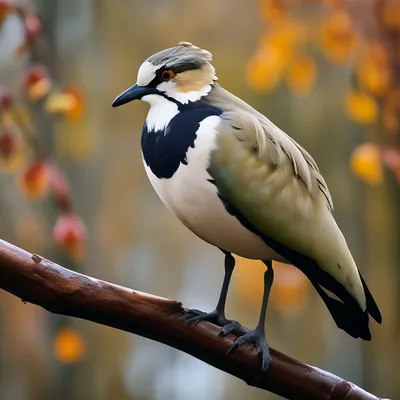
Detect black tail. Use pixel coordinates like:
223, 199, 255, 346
359, 273, 382, 324
308, 272, 381, 340
259, 234, 382, 340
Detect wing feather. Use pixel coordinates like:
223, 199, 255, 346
209, 85, 333, 211
206, 85, 383, 332
207, 86, 365, 308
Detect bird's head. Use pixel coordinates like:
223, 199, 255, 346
112, 42, 217, 108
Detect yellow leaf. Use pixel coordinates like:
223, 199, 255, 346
53, 328, 86, 364
261, 22, 304, 55
356, 46, 391, 97
246, 50, 284, 92
320, 10, 357, 64
247, 23, 302, 92
286, 55, 317, 95
45, 93, 76, 114
345, 91, 378, 124
350, 143, 383, 185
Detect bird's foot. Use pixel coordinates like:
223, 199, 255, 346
226, 328, 271, 372
218, 320, 250, 337
183, 308, 231, 327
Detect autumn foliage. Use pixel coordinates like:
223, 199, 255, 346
53, 327, 86, 364
251, 0, 400, 186
0, 2, 85, 260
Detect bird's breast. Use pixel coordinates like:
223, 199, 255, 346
141, 99, 223, 179
142, 113, 280, 260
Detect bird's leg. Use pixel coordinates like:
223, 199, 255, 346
224, 260, 274, 372
185, 251, 239, 328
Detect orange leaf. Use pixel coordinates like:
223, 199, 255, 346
247, 23, 300, 93
64, 87, 84, 121
350, 143, 383, 185
286, 55, 317, 95
18, 160, 50, 198
345, 91, 378, 125
53, 328, 86, 364
247, 51, 283, 92
356, 57, 391, 97
320, 10, 357, 64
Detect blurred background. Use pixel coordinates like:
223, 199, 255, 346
0, 0, 398, 399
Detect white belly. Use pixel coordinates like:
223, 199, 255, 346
143, 116, 281, 260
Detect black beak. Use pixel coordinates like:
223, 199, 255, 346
112, 84, 153, 107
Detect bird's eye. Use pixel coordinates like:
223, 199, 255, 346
160, 70, 175, 81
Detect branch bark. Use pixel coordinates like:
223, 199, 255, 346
0, 239, 385, 400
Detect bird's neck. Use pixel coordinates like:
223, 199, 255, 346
144, 95, 180, 132
143, 84, 216, 132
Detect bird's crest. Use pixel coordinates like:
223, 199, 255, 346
146, 41, 214, 71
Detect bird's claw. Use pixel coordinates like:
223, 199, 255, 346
226, 328, 271, 372
183, 308, 231, 327
218, 320, 250, 337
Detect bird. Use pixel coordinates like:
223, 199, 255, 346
112, 41, 382, 372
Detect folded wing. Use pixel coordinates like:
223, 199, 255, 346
207, 86, 381, 338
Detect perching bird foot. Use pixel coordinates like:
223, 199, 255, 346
218, 320, 250, 337
183, 308, 232, 327
226, 328, 271, 372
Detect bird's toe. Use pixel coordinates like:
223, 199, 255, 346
219, 320, 250, 337
183, 308, 231, 326
226, 328, 271, 372
258, 336, 271, 372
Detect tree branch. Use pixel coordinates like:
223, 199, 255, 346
0, 239, 385, 400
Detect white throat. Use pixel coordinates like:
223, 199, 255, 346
142, 94, 179, 132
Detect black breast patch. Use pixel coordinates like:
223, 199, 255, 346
141, 101, 222, 179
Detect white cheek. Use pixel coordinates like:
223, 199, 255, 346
157, 81, 212, 104
141, 94, 179, 131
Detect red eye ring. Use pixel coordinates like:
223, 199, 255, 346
161, 70, 175, 81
